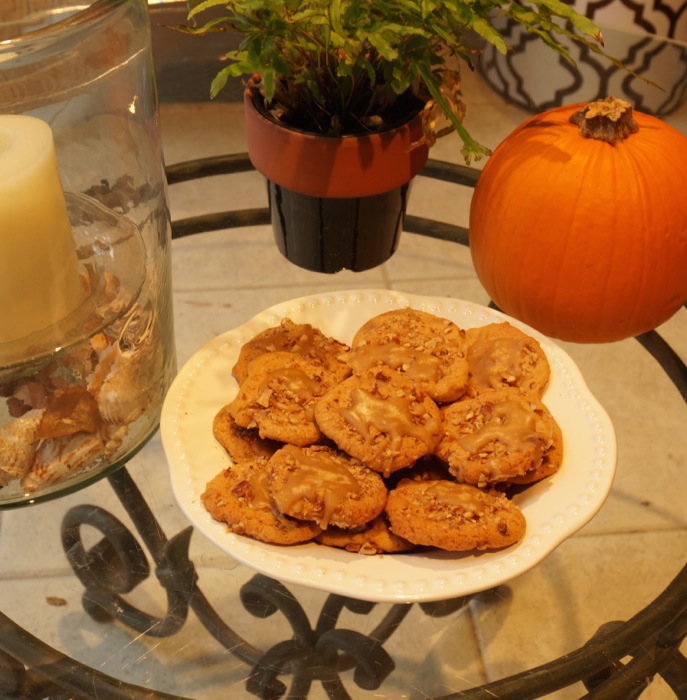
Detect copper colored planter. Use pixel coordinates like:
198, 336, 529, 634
243, 83, 429, 272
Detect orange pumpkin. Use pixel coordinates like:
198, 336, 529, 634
469, 97, 687, 343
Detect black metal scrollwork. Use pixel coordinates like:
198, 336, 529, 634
58, 467, 431, 699
239, 574, 400, 698
61, 503, 196, 636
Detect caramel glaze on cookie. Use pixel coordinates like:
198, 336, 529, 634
268, 444, 387, 529
385, 479, 526, 551
229, 352, 340, 446
508, 416, 564, 485
435, 389, 563, 488
347, 308, 469, 404
314, 366, 444, 477
232, 318, 351, 385
465, 322, 550, 399
202, 458, 322, 545
213, 404, 282, 463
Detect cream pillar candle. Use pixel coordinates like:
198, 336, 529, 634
0, 115, 83, 346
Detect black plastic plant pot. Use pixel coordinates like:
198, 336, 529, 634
268, 180, 411, 273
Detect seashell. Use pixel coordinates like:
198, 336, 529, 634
104, 275, 138, 321
96, 368, 157, 425
118, 302, 151, 349
100, 423, 129, 459
0, 408, 45, 485
21, 431, 103, 493
88, 304, 147, 392
90, 272, 130, 329
11, 383, 49, 413
89, 332, 110, 357
86, 326, 125, 395
87, 343, 116, 397
90, 305, 162, 425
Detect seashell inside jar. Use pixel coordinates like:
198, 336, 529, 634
0, 294, 171, 502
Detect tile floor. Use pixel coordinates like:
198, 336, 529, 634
1, 31, 687, 700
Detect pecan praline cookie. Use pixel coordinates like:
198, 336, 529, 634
201, 458, 321, 545
232, 318, 351, 385
464, 322, 550, 399
508, 416, 564, 485
316, 514, 416, 554
267, 444, 387, 529
229, 351, 339, 446
213, 404, 281, 463
385, 479, 526, 551
348, 308, 469, 403
435, 389, 563, 487
314, 366, 443, 476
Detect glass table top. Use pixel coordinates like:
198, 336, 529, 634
0, 2, 686, 698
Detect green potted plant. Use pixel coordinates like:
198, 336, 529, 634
179, 0, 615, 273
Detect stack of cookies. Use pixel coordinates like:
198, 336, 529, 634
202, 309, 563, 555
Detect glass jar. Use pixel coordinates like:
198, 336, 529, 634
0, 0, 176, 506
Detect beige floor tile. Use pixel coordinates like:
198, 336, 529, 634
471, 530, 687, 698
556, 337, 687, 535
383, 233, 480, 291
171, 226, 387, 294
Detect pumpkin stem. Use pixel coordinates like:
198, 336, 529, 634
569, 96, 639, 144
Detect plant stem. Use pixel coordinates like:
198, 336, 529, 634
415, 63, 491, 164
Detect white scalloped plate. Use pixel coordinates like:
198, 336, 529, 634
161, 290, 616, 603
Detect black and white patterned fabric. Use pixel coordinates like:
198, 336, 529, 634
478, 1, 687, 116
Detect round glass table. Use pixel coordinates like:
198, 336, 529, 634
0, 3, 686, 698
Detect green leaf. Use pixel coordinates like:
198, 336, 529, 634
209, 66, 232, 98
171, 21, 227, 35
187, 0, 230, 21
463, 14, 509, 54
365, 30, 399, 61
329, 0, 345, 36
262, 68, 276, 100
532, 0, 604, 41
421, 0, 439, 19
